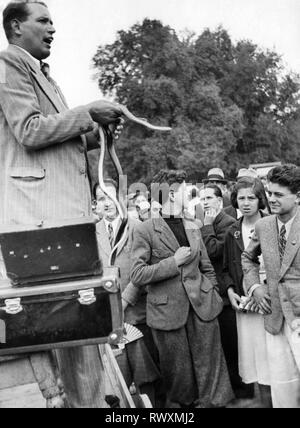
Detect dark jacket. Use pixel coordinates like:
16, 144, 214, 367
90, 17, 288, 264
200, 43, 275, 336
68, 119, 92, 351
223, 212, 268, 297
201, 211, 236, 297
223, 205, 238, 220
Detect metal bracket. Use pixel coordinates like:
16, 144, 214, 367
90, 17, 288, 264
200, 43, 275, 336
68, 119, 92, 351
103, 278, 119, 294
78, 289, 96, 306
3, 298, 23, 315
107, 328, 124, 346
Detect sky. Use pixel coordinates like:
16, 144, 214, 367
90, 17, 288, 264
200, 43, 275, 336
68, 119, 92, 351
0, 0, 299, 107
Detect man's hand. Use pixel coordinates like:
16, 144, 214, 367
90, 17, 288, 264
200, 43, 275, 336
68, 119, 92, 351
253, 286, 272, 315
227, 287, 243, 312
88, 100, 123, 125
204, 208, 219, 226
174, 247, 191, 267
111, 118, 125, 140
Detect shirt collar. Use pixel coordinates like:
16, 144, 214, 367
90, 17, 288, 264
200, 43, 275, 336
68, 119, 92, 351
104, 216, 120, 234
11, 44, 41, 68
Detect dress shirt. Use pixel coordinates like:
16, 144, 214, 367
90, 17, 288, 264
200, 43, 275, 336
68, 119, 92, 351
277, 214, 297, 239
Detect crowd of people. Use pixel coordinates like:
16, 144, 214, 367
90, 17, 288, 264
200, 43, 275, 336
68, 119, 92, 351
90, 164, 300, 409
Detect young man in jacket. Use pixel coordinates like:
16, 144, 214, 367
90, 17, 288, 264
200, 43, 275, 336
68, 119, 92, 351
131, 170, 233, 408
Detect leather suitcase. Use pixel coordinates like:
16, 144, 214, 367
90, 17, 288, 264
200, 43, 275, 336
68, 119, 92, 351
0, 218, 102, 287
0, 267, 123, 356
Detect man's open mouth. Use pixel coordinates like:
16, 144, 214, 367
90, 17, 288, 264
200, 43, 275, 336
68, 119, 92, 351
43, 37, 53, 46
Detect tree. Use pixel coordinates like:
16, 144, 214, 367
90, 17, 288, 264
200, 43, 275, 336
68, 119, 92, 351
91, 20, 300, 184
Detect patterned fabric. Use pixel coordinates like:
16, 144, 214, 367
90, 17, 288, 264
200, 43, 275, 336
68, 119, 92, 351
279, 225, 287, 264
242, 211, 300, 336
0, 45, 95, 225
152, 309, 234, 408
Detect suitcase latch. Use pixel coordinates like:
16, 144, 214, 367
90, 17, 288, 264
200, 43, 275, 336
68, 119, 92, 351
78, 289, 96, 306
4, 298, 23, 315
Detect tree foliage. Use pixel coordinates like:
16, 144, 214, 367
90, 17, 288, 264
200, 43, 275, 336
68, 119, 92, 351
92, 20, 300, 184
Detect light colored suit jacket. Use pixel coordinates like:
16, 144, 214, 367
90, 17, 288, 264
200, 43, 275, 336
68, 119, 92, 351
130, 217, 223, 331
0, 45, 96, 225
96, 218, 145, 325
242, 210, 300, 335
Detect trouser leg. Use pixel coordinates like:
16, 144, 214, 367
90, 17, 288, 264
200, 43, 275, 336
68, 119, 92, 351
151, 324, 197, 408
186, 311, 234, 408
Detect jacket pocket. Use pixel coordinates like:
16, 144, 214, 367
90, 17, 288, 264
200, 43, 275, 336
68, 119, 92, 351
201, 276, 214, 293
148, 295, 169, 306
10, 167, 45, 180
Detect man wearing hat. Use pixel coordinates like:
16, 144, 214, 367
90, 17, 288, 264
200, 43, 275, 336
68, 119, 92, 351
203, 169, 231, 208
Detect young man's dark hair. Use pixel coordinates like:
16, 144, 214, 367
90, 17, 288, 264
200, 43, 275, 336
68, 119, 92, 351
267, 164, 300, 195
203, 183, 223, 199
3, 1, 47, 40
152, 169, 187, 206
231, 177, 268, 211
153, 169, 187, 186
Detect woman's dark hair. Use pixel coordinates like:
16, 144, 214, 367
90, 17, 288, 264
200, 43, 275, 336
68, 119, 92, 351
231, 177, 268, 211
3, 1, 47, 41
267, 164, 300, 195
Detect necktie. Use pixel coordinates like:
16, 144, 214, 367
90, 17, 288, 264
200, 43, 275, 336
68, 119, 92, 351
108, 223, 114, 248
279, 225, 287, 264
40, 61, 50, 80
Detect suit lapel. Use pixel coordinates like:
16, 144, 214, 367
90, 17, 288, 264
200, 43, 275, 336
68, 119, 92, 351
183, 219, 199, 259
267, 216, 281, 277
279, 210, 300, 280
230, 221, 244, 253
153, 217, 180, 253
30, 66, 67, 112
96, 220, 111, 257
9, 45, 66, 113
115, 220, 129, 257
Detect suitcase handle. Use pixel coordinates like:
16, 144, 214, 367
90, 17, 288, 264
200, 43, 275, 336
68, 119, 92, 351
78, 289, 96, 306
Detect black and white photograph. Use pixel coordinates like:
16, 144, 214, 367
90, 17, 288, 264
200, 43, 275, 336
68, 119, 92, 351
0, 0, 300, 411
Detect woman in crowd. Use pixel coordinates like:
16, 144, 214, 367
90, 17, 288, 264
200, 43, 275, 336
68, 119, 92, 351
223, 177, 272, 407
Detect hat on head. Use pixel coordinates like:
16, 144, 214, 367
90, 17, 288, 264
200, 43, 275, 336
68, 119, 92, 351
203, 168, 228, 184
237, 168, 258, 180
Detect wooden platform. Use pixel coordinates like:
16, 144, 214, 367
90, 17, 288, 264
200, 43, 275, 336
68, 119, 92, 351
0, 384, 45, 408
0, 345, 152, 408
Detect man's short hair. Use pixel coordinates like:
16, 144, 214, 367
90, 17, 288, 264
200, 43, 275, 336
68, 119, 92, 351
93, 179, 118, 200
152, 169, 187, 205
202, 184, 223, 199
267, 164, 300, 195
3, 1, 47, 41
231, 177, 267, 210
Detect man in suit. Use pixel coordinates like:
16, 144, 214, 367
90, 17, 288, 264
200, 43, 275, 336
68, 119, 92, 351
0, 1, 123, 408
203, 168, 231, 208
131, 169, 233, 408
242, 164, 300, 408
96, 179, 162, 406
0, 1, 123, 225
199, 184, 246, 398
